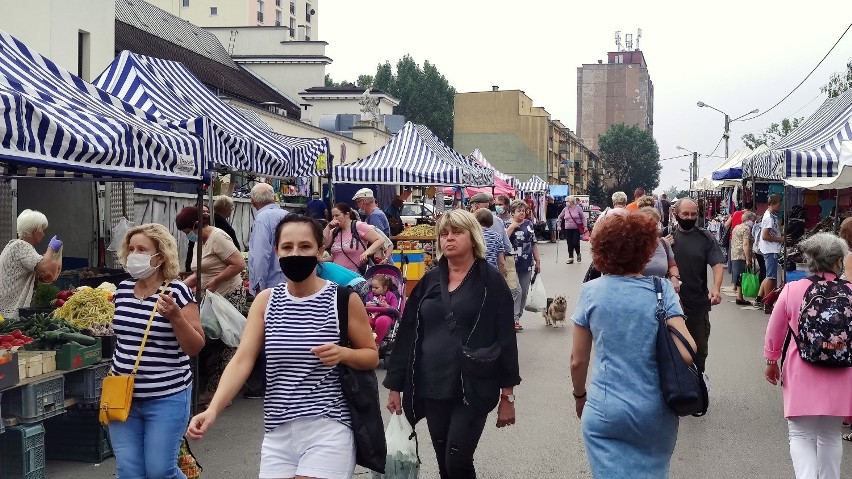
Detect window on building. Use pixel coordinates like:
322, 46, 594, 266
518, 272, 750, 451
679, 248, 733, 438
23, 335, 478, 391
304, 25, 311, 41
257, 0, 264, 22
289, 17, 295, 37
210, 6, 218, 15
290, 0, 295, 14
182, 0, 189, 6
275, 10, 282, 25
275, 0, 281, 6
305, 2, 311, 22
77, 30, 91, 81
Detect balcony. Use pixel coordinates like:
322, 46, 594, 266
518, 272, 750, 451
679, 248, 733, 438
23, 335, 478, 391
257, 11, 264, 22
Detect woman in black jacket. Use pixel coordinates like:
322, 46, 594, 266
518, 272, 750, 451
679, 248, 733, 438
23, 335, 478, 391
384, 209, 521, 479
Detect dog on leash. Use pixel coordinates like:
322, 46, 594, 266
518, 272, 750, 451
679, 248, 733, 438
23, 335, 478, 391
543, 295, 568, 327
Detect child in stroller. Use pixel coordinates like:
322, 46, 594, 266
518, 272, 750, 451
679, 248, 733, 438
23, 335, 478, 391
364, 274, 400, 345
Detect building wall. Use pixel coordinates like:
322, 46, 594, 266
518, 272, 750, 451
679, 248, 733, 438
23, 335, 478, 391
0, 0, 115, 81
146, 0, 317, 36
576, 51, 653, 154
453, 90, 551, 183
302, 97, 396, 127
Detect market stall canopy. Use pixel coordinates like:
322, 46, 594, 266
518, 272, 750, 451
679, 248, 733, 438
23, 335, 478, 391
785, 141, 852, 190
334, 122, 494, 186
442, 174, 516, 199
518, 175, 549, 193
470, 148, 517, 188
549, 185, 570, 197
692, 176, 718, 192
744, 88, 852, 180
0, 29, 205, 181
711, 147, 752, 181
94, 51, 329, 178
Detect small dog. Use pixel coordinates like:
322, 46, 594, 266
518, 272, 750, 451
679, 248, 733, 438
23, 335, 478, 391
543, 295, 568, 327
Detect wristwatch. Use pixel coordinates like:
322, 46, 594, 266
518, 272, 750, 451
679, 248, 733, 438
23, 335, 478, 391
500, 393, 516, 403
766, 359, 778, 365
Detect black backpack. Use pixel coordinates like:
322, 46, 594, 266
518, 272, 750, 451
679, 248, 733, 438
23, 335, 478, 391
335, 286, 387, 473
784, 276, 852, 368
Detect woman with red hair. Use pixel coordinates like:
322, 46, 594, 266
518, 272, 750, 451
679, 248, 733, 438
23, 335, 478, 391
570, 211, 696, 478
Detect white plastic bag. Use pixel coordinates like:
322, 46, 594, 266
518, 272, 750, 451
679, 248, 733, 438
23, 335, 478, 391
199, 294, 221, 339
207, 291, 247, 347
107, 217, 134, 252
372, 414, 419, 479
525, 274, 547, 312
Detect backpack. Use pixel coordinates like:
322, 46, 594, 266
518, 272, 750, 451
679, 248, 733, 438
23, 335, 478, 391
784, 276, 852, 368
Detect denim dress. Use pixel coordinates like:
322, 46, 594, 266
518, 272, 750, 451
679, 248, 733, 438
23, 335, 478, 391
572, 275, 683, 478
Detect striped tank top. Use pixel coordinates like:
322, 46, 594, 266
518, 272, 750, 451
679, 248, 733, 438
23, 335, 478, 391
264, 280, 351, 432
111, 279, 195, 400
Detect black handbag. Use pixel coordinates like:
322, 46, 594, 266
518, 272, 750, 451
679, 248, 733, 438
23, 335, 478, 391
335, 286, 387, 473
653, 277, 709, 417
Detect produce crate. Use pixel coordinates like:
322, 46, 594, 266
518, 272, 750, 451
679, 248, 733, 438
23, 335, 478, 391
1, 423, 46, 478
17, 352, 43, 379
45, 406, 112, 463
2, 375, 65, 423
16, 307, 54, 319
54, 339, 102, 370
0, 351, 20, 390
65, 362, 110, 404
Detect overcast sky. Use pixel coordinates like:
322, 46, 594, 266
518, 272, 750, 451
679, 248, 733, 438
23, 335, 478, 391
321, 1, 852, 193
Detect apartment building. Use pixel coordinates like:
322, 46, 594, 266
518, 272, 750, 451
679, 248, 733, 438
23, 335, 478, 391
145, 0, 318, 38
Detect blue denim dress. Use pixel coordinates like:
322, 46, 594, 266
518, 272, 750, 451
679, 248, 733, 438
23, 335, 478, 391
573, 275, 683, 478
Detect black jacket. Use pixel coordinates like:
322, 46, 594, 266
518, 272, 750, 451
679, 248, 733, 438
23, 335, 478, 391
383, 258, 521, 427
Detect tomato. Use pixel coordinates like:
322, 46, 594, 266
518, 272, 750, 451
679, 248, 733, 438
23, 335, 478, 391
11, 339, 24, 347
11, 330, 22, 339
54, 298, 66, 308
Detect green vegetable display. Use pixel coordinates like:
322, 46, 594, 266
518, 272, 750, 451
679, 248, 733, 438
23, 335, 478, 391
0, 312, 90, 350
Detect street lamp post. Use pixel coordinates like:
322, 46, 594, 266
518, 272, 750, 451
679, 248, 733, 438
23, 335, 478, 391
676, 146, 699, 184
696, 101, 759, 159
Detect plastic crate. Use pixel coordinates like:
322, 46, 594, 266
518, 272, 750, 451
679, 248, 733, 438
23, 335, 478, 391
1, 423, 46, 478
65, 362, 110, 404
2, 375, 65, 423
45, 406, 112, 463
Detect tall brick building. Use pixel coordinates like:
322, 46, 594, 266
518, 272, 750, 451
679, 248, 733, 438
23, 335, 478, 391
576, 50, 654, 154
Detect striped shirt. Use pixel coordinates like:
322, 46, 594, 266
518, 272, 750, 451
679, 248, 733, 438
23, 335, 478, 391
111, 279, 195, 400
263, 280, 351, 432
482, 226, 503, 269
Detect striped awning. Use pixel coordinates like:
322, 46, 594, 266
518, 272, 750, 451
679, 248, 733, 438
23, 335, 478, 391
94, 51, 329, 178
0, 29, 204, 182
470, 148, 517, 187
334, 122, 493, 186
711, 147, 752, 181
518, 175, 548, 193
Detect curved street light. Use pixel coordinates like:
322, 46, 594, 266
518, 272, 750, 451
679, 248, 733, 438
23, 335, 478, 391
696, 101, 760, 159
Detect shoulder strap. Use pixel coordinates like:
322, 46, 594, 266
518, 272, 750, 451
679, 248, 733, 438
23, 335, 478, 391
132, 282, 170, 376
653, 277, 665, 322
336, 285, 352, 347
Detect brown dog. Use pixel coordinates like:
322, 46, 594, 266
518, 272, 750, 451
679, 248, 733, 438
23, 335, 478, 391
544, 295, 568, 327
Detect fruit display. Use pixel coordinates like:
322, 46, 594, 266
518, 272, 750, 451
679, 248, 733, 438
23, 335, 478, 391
397, 224, 436, 238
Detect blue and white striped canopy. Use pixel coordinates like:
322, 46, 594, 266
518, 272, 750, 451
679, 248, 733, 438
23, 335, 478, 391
334, 122, 493, 186
95, 51, 329, 178
0, 29, 204, 181
518, 175, 548, 193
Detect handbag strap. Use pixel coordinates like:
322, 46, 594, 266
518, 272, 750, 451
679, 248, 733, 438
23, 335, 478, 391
131, 282, 170, 376
653, 277, 699, 362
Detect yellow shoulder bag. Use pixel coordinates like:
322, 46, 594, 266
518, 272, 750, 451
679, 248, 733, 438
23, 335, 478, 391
100, 282, 169, 425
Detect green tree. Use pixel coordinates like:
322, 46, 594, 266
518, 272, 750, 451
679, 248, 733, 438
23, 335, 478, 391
356, 74, 374, 88
598, 123, 661, 194
741, 117, 804, 149
663, 186, 680, 200
587, 171, 607, 207
324, 74, 351, 88
822, 60, 852, 99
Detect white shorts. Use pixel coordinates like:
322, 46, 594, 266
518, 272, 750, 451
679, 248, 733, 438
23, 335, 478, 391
260, 416, 355, 479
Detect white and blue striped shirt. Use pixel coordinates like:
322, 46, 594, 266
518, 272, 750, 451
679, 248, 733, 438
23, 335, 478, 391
264, 281, 351, 432
111, 279, 195, 400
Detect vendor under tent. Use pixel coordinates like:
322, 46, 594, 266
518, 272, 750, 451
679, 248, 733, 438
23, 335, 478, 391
334, 121, 494, 186
94, 51, 329, 179
518, 175, 549, 223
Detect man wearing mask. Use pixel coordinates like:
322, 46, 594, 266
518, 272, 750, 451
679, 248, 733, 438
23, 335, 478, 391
353, 188, 391, 238
755, 194, 784, 308
545, 196, 560, 243
496, 195, 512, 224
666, 198, 724, 373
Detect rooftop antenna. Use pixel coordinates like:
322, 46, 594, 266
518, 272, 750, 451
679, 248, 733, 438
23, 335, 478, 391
625, 33, 633, 51
636, 28, 642, 50
614, 30, 623, 51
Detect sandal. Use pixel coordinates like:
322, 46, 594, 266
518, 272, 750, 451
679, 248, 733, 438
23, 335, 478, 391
514, 321, 523, 332
843, 432, 852, 442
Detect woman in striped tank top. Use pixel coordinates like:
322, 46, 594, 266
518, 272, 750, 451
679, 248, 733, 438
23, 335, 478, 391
188, 215, 378, 479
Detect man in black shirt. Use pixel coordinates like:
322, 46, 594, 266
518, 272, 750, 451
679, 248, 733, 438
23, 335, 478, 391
660, 194, 671, 229
545, 196, 561, 243
667, 198, 724, 372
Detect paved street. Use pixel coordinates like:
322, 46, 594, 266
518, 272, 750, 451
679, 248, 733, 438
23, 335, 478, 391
49, 240, 852, 478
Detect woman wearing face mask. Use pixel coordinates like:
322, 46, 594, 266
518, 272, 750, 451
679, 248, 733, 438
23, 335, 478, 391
176, 206, 247, 406
187, 215, 377, 479
110, 224, 205, 479
638, 207, 681, 293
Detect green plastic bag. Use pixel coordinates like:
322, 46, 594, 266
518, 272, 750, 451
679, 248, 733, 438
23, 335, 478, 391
741, 269, 760, 298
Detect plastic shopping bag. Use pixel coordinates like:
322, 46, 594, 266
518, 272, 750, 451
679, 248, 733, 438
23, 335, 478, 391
372, 414, 419, 479
107, 217, 134, 252
525, 273, 547, 312
741, 269, 760, 298
199, 294, 222, 340
207, 291, 247, 347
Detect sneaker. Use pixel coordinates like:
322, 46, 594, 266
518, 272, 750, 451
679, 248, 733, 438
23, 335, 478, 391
566, 258, 574, 264
735, 299, 752, 306
514, 321, 523, 332
577, 253, 582, 263
702, 372, 712, 394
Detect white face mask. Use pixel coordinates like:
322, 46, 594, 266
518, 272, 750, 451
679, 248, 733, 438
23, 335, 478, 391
125, 253, 161, 280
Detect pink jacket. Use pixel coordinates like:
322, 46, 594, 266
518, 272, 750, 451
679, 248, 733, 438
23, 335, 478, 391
764, 274, 852, 418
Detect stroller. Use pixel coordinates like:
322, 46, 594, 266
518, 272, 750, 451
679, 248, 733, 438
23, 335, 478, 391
362, 263, 407, 365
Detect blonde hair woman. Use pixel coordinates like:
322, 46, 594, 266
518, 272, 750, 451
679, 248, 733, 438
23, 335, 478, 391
385, 209, 520, 479
110, 223, 205, 479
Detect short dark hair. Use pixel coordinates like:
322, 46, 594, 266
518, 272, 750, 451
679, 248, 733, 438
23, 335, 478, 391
497, 195, 511, 206
661, 194, 667, 199
175, 206, 209, 230
474, 208, 493, 227
274, 214, 324, 249
332, 203, 357, 221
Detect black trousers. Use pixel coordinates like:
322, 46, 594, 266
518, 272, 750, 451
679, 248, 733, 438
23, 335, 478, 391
565, 229, 581, 258
423, 398, 489, 479
683, 309, 710, 373
755, 253, 766, 286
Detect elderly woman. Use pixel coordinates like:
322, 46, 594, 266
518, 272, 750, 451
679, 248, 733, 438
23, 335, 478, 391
558, 196, 586, 264
638, 207, 681, 293
176, 206, 246, 406
507, 200, 541, 331
571, 211, 696, 478
0, 209, 62, 320
385, 209, 520, 479
764, 233, 852, 478
730, 211, 757, 305
110, 223, 204, 478
323, 203, 385, 274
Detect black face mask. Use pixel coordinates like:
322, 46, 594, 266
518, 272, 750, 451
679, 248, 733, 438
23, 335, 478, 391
676, 216, 697, 231
279, 255, 318, 282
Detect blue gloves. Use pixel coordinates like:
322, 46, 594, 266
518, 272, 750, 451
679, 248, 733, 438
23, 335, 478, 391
48, 235, 63, 252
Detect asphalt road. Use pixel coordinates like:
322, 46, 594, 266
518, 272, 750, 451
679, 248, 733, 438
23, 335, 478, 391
48, 240, 852, 478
